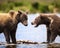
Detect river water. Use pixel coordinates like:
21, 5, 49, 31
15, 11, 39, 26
0, 14, 60, 48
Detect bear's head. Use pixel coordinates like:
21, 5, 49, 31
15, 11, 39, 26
16, 10, 28, 26
31, 14, 52, 27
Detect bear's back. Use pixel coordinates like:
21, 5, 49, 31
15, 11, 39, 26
0, 13, 13, 26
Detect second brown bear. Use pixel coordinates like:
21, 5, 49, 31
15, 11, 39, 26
31, 14, 60, 43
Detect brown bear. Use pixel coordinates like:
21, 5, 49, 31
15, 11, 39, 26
31, 13, 60, 43
0, 10, 28, 44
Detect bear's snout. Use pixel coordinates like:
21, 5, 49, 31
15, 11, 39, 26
31, 22, 34, 25
22, 20, 28, 26
23, 23, 28, 26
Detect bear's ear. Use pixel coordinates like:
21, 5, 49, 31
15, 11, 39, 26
9, 10, 15, 17
40, 14, 44, 19
18, 10, 22, 14
25, 10, 29, 14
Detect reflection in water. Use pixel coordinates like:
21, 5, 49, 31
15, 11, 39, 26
0, 43, 60, 48
6, 45, 16, 48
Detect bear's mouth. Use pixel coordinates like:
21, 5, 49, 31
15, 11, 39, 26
31, 22, 38, 27
33, 24, 38, 27
21, 21, 28, 26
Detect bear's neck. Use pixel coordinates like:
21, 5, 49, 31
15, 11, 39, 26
44, 21, 50, 27
12, 13, 19, 25
43, 19, 51, 27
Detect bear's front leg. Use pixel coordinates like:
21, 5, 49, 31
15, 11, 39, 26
47, 28, 51, 43
10, 31, 16, 44
50, 32, 57, 43
4, 29, 10, 44
10, 27, 17, 44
